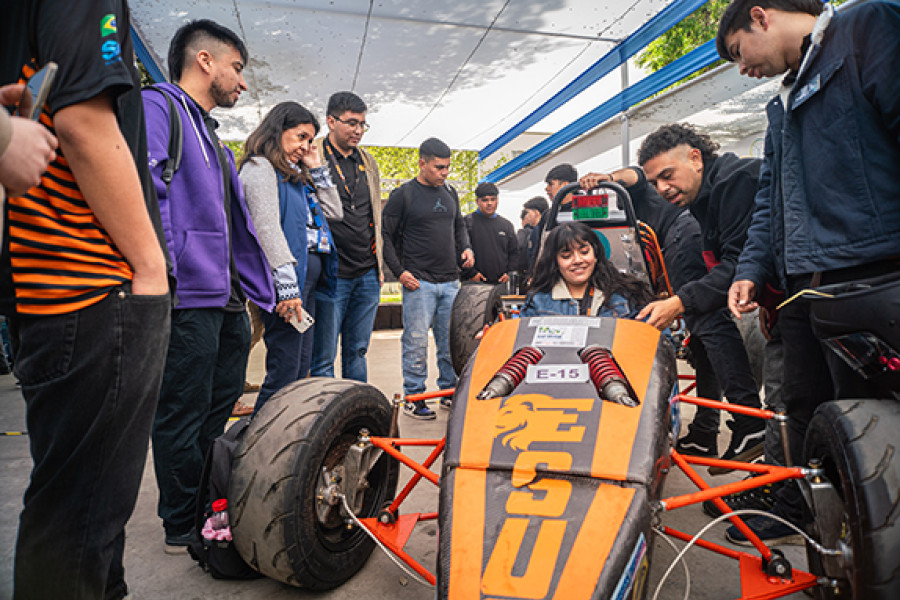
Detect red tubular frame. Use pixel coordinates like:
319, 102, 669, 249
354, 435, 444, 585
346, 389, 818, 598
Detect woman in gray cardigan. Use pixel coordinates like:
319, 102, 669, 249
239, 102, 342, 413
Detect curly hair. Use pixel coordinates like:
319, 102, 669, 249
637, 123, 720, 166
530, 222, 654, 308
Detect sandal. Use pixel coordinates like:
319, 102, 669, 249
231, 400, 253, 417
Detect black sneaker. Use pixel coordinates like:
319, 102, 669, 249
164, 530, 195, 555
702, 476, 780, 518
725, 513, 804, 547
439, 396, 452, 410
675, 426, 718, 457
403, 400, 436, 420
713, 419, 765, 474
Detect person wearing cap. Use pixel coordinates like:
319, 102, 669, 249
529, 163, 579, 270
517, 196, 547, 290
462, 182, 518, 287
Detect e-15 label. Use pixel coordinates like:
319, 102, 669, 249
525, 364, 589, 384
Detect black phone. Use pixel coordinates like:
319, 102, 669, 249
16, 62, 57, 121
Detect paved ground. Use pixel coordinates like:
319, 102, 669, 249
0, 329, 810, 599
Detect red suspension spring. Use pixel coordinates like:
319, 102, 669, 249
579, 345, 638, 407
477, 346, 544, 400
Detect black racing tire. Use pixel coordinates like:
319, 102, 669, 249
449, 282, 504, 376
228, 378, 397, 589
804, 399, 900, 599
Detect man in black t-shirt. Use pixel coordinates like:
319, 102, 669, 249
311, 91, 383, 382
382, 138, 473, 419
1, 2, 171, 598
462, 182, 518, 286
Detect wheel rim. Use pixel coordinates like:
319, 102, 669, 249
312, 420, 393, 552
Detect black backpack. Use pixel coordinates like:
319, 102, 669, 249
186, 418, 262, 580
142, 85, 184, 194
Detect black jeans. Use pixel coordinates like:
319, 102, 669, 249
771, 273, 881, 522
152, 308, 249, 536
684, 307, 762, 433
14, 287, 171, 600
255, 253, 323, 412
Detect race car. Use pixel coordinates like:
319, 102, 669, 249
225, 183, 900, 599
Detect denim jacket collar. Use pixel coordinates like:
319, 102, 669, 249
550, 279, 606, 314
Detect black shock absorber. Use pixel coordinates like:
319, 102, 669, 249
579, 345, 639, 407
477, 346, 544, 400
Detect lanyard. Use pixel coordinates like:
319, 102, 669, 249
324, 139, 365, 200
578, 286, 595, 316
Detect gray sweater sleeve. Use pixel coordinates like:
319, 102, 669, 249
240, 158, 296, 271
308, 165, 343, 221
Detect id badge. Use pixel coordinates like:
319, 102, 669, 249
317, 231, 331, 253
307, 228, 319, 248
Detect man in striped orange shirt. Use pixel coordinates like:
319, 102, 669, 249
2, 2, 172, 598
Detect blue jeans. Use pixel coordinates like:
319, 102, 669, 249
401, 279, 459, 396
14, 286, 171, 600
152, 308, 250, 536
311, 267, 380, 382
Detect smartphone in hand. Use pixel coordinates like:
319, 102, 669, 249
289, 307, 315, 334
16, 62, 57, 121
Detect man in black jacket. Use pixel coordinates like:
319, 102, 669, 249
580, 167, 726, 443
635, 123, 765, 463
516, 196, 547, 291
463, 182, 518, 287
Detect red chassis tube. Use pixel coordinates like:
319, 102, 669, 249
351, 390, 817, 598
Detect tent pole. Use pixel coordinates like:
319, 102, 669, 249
620, 63, 630, 167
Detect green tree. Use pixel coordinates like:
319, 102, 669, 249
637, 0, 845, 83
364, 146, 479, 213
636, 0, 729, 85
136, 58, 155, 87
224, 140, 244, 163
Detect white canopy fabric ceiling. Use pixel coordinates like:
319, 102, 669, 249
130, 0, 675, 148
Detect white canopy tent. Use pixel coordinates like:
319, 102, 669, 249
130, 0, 809, 221
131, 0, 675, 147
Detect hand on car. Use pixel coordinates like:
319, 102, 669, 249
637, 296, 684, 331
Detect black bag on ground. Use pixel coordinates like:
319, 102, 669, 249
187, 418, 262, 580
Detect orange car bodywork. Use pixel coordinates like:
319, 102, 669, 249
439, 317, 676, 600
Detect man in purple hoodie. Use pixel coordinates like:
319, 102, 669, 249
142, 20, 275, 554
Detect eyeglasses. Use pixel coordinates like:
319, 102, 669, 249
331, 116, 370, 132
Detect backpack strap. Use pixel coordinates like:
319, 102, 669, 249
143, 85, 183, 190
399, 179, 414, 239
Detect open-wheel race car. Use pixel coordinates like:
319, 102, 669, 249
224, 182, 900, 599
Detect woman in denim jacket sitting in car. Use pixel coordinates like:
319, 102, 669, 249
522, 221, 654, 318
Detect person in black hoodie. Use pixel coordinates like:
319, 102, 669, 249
516, 196, 547, 291
580, 166, 728, 452
634, 123, 765, 464
462, 182, 518, 286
